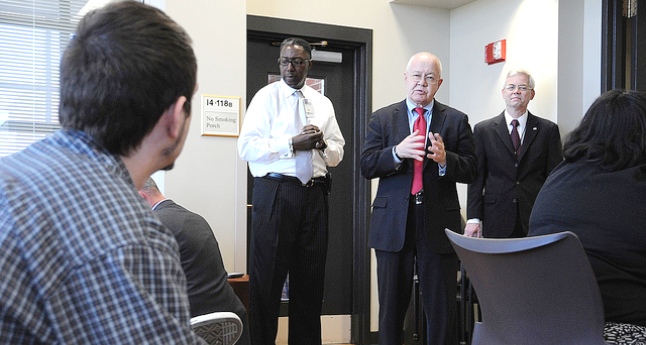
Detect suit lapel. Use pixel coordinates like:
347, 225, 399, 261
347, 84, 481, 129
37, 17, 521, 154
393, 100, 414, 174
395, 100, 410, 143
518, 112, 539, 160
429, 101, 446, 137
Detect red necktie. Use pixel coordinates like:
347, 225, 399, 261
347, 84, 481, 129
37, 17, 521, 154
411, 107, 426, 194
511, 119, 521, 159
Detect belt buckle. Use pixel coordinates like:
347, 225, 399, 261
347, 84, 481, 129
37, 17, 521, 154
302, 180, 314, 187
414, 191, 424, 205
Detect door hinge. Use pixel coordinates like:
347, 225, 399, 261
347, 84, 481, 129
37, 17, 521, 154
624, 0, 637, 18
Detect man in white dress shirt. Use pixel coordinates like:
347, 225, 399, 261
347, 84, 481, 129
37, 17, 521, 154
237, 37, 345, 344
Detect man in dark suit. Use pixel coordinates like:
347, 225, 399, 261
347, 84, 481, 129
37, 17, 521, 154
361, 52, 477, 345
139, 178, 250, 345
464, 69, 562, 238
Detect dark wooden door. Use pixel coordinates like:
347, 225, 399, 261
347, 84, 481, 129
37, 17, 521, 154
602, 0, 646, 91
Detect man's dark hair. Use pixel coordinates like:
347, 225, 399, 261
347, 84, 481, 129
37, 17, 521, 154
58, 1, 197, 156
563, 89, 646, 172
280, 37, 312, 59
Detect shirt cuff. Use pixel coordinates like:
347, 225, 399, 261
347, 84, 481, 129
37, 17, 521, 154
392, 146, 402, 164
279, 136, 294, 158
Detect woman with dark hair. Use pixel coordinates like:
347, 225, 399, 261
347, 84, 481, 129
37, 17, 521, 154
529, 89, 646, 328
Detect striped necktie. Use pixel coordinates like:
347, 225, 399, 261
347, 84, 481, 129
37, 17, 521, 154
294, 90, 313, 184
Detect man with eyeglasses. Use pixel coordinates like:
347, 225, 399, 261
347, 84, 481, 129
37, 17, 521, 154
465, 69, 563, 239
361, 52, 477, 344
238, 37, 344, 344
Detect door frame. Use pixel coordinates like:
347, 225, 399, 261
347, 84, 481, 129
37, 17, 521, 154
247, 15, 373, 344
602, 0, 646, 90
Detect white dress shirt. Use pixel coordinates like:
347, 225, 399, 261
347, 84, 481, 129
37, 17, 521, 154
238, 79, 345, 179
504, 110, 528, 144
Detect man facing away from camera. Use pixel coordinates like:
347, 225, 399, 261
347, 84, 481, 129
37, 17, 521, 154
0, 2, 204, 343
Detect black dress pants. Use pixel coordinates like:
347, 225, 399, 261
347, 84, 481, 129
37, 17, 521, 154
249, 176, 329, 345
375, 200, 458, 345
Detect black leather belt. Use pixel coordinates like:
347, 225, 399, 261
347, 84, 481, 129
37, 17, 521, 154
411, 191, 424, 205
264, 172, 327, 188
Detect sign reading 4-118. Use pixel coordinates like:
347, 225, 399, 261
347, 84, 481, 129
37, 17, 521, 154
201, 94, 241, 137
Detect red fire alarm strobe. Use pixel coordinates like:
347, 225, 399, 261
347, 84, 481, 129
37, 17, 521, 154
485, 39, 506, 65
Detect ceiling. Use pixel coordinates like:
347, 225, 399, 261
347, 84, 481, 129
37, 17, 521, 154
390, 0, 476, 10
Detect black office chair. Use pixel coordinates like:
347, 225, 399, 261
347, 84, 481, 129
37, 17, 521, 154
457, 261, 478, 345
445, 230, 609, 345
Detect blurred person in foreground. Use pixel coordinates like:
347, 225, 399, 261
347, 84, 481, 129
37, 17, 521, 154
0, 2, 202, 343
360, 52, 477, 344
529, 89, 646, 327
139, 178, 250, 345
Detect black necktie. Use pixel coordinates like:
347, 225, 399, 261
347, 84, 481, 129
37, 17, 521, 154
511, 119, 521, 158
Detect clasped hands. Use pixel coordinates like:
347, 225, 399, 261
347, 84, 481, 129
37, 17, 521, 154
292, 124, 327, 151
395, 130, 446, 166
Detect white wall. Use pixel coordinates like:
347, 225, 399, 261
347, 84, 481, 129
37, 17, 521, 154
557, 0, 602, 136
247, 0, 452, 109
162, 0, 248, 274
450, 0, 601, 136
450, 0, 558, 125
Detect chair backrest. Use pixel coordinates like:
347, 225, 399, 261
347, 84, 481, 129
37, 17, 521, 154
190, 311, 243, 345
445, 229, 609, 345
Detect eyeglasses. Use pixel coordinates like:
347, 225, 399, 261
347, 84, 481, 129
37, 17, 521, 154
278, 58, 310, 67
505, 84, 532, 92
409, 73, 439, 85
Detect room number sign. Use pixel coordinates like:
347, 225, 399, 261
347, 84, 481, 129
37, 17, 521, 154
201, 94, 241, 137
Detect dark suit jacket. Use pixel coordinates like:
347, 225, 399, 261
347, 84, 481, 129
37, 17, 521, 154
361, 99, 477, 254
154, 200, 246, 318
467, 111, 562, 238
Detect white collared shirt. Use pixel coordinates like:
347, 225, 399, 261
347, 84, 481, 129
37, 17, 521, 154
405, 98, 434, 134
238, 79, 345, 179
151, 198, 169, 211
504, 110, 528, 144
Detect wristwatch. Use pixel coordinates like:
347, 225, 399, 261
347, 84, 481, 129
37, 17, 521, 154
316, 140, 327, 150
